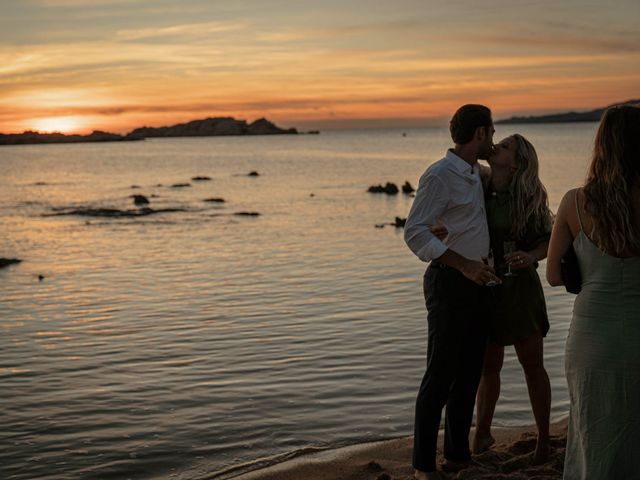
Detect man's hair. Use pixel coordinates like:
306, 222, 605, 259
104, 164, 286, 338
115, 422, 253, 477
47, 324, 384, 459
449, 104, 493, 144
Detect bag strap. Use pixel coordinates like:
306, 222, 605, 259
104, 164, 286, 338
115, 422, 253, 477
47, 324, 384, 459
575, 188, 584, 232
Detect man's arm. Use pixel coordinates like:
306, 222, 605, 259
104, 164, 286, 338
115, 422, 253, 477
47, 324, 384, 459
404, 172, 450, 262
405, 170, 499, 286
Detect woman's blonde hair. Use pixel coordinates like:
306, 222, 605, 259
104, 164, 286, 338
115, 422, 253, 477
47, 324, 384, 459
583, 105, 640, 255
509, 134, 553, 239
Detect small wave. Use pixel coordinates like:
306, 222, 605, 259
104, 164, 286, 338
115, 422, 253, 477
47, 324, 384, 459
234, 212, 260, 217
204, 445, 330, 480
44, 207, 187, 218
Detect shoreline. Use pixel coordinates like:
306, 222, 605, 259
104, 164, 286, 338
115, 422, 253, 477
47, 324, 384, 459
229, 418, 568, 480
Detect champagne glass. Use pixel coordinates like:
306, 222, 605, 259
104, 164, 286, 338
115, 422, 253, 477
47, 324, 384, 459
503, 241, 517, 277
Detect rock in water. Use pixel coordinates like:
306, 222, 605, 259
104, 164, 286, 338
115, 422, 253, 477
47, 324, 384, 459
402, 181, 415, 194
131, 194, 150, 206
368, 182, 399, 195
46, 207, 186, 217
0, 258, 22, 268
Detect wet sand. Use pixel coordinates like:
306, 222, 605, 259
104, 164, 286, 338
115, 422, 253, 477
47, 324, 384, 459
233, 418, 568, 480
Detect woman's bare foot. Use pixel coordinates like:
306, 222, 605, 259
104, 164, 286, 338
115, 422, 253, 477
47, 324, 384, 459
532, 437, 551, 464
472, 433, 495, 454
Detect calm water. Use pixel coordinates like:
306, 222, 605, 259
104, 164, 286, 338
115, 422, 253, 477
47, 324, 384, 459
1, 124, 595, 480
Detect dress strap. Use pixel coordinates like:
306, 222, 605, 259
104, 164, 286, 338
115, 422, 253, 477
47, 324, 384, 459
575, 188, 584, 232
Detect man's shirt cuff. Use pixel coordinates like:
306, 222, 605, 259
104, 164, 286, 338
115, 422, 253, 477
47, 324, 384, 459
416, 237, 448, 263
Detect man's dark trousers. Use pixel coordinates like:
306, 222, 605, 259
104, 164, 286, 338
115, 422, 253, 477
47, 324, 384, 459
412, 264, 489, 472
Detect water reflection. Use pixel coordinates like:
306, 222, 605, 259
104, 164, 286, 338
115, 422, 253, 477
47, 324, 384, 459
0, 126, 592, 479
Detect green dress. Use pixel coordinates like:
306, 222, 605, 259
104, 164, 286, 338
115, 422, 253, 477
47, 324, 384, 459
485, 189, 550, 346
564, 192, 640, 479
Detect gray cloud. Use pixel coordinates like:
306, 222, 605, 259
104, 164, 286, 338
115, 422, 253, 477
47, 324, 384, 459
115, 21, 248, 41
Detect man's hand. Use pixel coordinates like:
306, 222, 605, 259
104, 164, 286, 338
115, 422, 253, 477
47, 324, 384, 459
434, 249, 501, 286
460, 259, 501, 286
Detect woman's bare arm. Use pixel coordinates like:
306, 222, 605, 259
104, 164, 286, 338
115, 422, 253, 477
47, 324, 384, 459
546, 189, 578, 286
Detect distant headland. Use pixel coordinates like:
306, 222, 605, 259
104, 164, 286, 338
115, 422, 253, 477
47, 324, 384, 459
0, 117, 298, 146
496, 99, 639, 125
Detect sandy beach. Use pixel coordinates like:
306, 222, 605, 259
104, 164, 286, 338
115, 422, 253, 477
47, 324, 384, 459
233, 419, 568, 480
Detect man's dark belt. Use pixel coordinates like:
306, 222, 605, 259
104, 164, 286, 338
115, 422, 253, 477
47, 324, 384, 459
430, 262, 452, 270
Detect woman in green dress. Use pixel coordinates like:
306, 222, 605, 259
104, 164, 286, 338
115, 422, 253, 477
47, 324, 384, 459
472, 134, 554, 463
547, 106, 640, 479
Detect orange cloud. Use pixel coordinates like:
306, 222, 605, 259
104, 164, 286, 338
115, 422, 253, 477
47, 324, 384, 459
1, 6, 639, 134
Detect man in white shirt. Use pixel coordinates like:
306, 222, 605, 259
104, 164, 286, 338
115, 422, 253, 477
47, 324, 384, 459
404, 104, 498, 480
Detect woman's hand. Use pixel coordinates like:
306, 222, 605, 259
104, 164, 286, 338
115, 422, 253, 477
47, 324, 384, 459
429, 224, 449, 241
504, 250, 534, 270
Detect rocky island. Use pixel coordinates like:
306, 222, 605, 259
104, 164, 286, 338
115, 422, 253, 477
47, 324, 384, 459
497, 99, 639, 124
0, 130, 136, 146
0, 117, 298, 146
127, 117, 297, 139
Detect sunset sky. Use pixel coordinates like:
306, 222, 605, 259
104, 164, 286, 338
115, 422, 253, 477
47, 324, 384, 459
1, 0, 639, 133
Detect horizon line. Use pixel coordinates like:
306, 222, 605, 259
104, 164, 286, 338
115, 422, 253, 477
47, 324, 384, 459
0, 106, 612, 136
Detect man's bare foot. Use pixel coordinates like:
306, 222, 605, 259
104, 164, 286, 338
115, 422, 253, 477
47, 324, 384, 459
532, 437, 551, 465
414, 469, 442, 480
439, 458, 472, 473
472, 433, 495, 454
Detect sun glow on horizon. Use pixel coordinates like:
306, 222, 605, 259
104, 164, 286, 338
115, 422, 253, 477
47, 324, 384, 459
0, 1, 638, 133
30, 116, 88, 134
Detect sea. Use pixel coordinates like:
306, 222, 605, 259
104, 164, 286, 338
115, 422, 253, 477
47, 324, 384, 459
0, 123, 596, 480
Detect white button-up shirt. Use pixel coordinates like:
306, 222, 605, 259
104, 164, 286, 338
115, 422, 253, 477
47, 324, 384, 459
404, 149, 490, 263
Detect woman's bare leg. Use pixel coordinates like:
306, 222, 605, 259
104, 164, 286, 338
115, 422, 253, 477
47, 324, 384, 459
472, 343, 504, 454
513, 333, 551, 463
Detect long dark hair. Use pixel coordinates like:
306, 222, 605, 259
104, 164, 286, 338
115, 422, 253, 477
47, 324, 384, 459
583, 105, 640, 255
